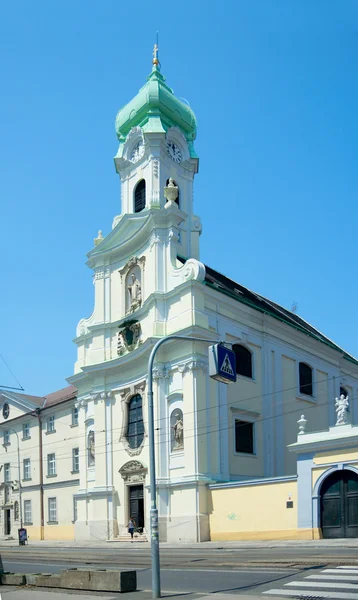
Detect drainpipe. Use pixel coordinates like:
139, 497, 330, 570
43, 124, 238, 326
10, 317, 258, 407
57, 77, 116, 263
36, 409, 44, 540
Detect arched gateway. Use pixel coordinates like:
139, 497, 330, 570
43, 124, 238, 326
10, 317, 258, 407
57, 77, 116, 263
320, 469, 358, 538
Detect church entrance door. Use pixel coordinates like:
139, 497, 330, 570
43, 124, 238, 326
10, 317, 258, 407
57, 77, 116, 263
4, 509, 11, 536
320, 470, 358, 538
129, 485, 144, 531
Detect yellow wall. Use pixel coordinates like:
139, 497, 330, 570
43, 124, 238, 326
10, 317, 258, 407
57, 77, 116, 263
209, 480, 302, 541
44, 525, 75, 541
314, 450, 358, 465
25, 525, 75, 541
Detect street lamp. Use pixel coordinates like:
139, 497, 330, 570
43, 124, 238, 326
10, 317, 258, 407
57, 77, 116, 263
147, 335, 223, 599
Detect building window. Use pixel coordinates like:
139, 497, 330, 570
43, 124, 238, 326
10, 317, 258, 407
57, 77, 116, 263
299, 362, 313, 396
47, 453, 56, 477
14, 500, 19, 521
23, 458, 31, 481
24, 500, 32, 524
3, 430, 10, 446
233, 344, 253, 379
340, 386, 348, 398
73, 496, 78, 522
127, 394, 144, 449
134, 179, 146, 213
4, 463, 10, 483
22, 423, 30, 440
47, 415, 55, 433
235, 419, 254, 454
48, 497, 57, 523
72, 448, 79, 473
72, 406, 79, 426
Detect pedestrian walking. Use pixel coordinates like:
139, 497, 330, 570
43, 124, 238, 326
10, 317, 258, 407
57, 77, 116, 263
128, 517, 135, 541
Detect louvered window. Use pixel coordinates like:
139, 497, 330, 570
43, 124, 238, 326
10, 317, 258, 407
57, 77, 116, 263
134, 180, 146, 213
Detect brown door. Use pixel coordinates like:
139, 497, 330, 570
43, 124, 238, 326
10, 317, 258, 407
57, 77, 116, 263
4, 509, 11, 536
129, 485, 144, 530
320, 470, 358, 538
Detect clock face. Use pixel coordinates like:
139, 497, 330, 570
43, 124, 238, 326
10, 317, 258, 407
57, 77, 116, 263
166, 140, 182, 163
130, 141, 144, 163
3, 403, 9, 420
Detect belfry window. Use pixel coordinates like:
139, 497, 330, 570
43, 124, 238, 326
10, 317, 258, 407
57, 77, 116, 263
299, 362, 313, 396
127, 394, 144, 449
134, 180, 146, 213
233, 344, 253, 379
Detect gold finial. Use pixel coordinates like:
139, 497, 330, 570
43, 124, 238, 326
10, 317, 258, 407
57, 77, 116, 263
152, 42, 159, 66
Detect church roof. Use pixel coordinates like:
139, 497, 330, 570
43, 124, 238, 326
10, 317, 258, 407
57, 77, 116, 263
115, 64, 197, 144
178, 256, 358, 366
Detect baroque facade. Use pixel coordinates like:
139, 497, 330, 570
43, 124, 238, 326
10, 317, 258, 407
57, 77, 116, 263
1, 51, 358, 542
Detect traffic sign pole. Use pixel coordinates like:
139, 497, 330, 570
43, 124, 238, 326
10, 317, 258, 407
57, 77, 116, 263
147, 335, 225, 598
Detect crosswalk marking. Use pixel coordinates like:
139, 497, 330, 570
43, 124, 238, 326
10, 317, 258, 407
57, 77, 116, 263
262, 565, 358, 600
324, 569, 358, 575
263, 591, 358, 599
285, 581, 358, 590
306, 575, 358, 582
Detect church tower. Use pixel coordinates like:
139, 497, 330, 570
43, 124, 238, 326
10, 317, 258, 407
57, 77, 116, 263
69, 48, 210, 543
112, 44, 202, 262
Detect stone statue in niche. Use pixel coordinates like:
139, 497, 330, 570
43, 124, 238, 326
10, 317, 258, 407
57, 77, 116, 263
335, 394, 349, 426
88, 430, 95, 466
171, 410, 184, 451
127, 270, 142, 313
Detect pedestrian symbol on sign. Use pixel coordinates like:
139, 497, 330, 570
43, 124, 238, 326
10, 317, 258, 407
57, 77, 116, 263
220, 353, 235, 377
208, 343, 237, 383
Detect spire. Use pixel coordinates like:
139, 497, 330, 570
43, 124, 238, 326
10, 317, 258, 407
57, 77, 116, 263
152, 32, 160, 71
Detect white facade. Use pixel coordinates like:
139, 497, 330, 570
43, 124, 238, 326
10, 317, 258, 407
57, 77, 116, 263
66, 61, 358, 542
2, 59, 357, 543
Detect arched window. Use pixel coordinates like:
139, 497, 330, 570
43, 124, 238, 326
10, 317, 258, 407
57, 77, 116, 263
233, 344, 252, 379
134, 180, 146, 213
166, 179, 180, 207
299, 362, 313, 396
127, 394, 144, 449
340, 386, 348, 398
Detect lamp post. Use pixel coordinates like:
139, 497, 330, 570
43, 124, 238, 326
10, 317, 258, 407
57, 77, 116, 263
147, 335, 222, 599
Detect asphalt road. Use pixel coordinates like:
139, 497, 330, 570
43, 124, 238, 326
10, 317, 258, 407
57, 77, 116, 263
2, 560, 300, 594
1, 545, 358, 595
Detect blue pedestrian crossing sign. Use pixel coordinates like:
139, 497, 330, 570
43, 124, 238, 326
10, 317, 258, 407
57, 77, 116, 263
208, 344, 237, 384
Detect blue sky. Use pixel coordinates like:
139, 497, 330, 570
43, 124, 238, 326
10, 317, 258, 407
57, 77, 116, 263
1, 1, 357, 395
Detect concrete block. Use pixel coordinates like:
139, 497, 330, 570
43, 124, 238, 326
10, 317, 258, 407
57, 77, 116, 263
1, 573, 26, 585
90, 569, 137, 592
34, 573, 62, 588
60, 569, 91, 590
25, 573, 45, 585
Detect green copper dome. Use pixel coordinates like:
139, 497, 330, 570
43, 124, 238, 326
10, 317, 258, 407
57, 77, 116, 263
115, 65, 197, 143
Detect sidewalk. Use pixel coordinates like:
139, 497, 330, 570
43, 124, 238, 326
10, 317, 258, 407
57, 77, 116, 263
1, 538, 358, 549
0, 590, 282, 600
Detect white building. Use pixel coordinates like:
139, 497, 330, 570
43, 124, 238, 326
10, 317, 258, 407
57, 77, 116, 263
1, 51, 357, 542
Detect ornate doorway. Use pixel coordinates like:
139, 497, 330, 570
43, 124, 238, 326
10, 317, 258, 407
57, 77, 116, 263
119, 460, 147, 532
320, 470, 358, 538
